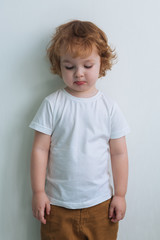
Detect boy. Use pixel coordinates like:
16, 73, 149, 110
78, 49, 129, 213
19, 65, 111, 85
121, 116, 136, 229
29, 20, 130, 240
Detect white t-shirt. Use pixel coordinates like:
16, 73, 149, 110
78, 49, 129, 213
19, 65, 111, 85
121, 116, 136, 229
29, 87, 130, 209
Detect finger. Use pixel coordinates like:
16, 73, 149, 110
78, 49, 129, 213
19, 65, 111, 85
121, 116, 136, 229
35, 210, 39, 219
38, 210, 46, 224
117, 210, 124, 221
109, 205, 114, 219
111, 218, 118, 223
45, 202, 51, 215
32, 209, 36, 218
111, 210, 122, 223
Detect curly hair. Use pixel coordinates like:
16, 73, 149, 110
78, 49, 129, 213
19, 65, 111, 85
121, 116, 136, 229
46, 20, 117, 78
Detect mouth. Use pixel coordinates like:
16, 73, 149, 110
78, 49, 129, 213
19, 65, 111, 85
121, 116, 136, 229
74, 81, 86, 85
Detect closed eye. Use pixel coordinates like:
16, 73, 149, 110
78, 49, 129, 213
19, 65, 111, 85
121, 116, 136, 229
65, 66, 74, 70
84, 65, 93, 69
65, 65, 93, 70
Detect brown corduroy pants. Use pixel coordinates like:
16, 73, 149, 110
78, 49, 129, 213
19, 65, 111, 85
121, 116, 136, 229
41, 198, 119, 240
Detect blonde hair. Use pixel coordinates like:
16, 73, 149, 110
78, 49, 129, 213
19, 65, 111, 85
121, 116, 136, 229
46, 20, 117, 77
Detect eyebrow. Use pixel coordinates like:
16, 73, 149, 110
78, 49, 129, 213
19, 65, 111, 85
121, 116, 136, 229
62, 60, 72, 63
61, 59, 95, 64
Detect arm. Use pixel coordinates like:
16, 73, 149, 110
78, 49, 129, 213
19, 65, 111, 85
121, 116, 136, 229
109, 136, 129, 223
30, 130, 51, 224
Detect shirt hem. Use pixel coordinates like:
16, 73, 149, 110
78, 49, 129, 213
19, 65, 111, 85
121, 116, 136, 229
29, 122, 52, 135
110, 127, 131, 139
46, 194, 112, 209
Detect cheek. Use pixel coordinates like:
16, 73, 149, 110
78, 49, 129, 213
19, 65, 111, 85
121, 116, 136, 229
62, 70, 72, 79
87, 68, 100, 79
95, 66, 101, 78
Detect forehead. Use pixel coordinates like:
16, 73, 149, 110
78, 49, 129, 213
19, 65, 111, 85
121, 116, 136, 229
60, 47, 100, 63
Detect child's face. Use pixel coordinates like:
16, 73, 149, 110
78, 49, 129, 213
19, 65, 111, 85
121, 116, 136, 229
60, 47, 101, 97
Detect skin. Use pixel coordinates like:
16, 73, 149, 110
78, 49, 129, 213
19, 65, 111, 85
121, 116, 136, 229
60, 46, 101, 98
30, 47, 129, 224
109, 137, 128, 223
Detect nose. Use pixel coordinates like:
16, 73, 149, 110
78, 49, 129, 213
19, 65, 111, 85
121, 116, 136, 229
74, 67, 84, 78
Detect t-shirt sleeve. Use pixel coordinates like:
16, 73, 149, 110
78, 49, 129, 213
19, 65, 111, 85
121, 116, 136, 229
110, 102, 131, 139
29, 98, 53, 135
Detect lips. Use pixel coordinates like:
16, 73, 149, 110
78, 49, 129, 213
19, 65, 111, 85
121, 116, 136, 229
75, 81, 86, 85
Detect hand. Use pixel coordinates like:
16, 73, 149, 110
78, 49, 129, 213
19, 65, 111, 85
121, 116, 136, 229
32, 191, 51, 224
109, 195, 126, 223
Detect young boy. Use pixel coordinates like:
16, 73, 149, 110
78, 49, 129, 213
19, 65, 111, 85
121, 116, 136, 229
29, 20, 130, 240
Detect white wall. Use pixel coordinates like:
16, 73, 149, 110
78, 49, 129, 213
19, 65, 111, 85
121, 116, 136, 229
1, 0, 160, 239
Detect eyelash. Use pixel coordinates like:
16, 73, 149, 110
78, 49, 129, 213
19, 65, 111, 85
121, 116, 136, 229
65, 66, 93, 70
65, 66, 74, 70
